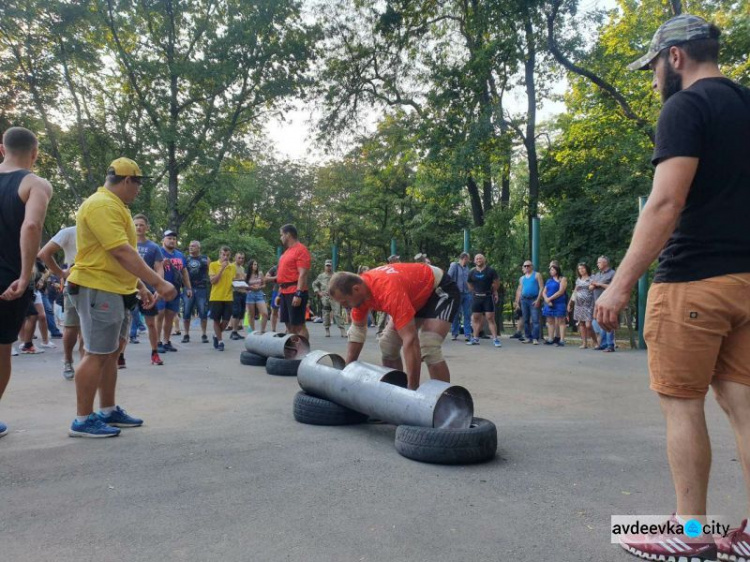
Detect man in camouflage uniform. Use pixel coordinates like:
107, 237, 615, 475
312, 259, 346, 337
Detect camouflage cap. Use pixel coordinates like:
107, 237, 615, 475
627, 14, 713, 71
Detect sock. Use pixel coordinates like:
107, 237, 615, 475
100, 406, 116, 415
75, 415, 89, 423
23, 342, 32, 349
152, 349, 157, 354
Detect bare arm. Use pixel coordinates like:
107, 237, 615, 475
397, 320, 422, 390
210, 263, 228, 284
38, 240, 65, 280
108, 244, 176, 300
535, 273, 544, 306
595, 157, 698, 330
1, 177, 52, 300
345, 318, 368, 364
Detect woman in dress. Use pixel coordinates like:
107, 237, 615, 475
573, 262, 598, 349
542, 264, 568, 346
245, 259, 269, 333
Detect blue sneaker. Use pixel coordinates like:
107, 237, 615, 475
69, 414, 121, 438
493, 338, 502, 348
213, 336, 219, 349
0, 420, 8, 438
98, 406, 143, 428
157, 342, 167, 354
217, 341, 225, 352
466, 338, 479, 346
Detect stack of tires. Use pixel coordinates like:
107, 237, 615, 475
240, 331, 310, 377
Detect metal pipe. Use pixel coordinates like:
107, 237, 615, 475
297, 350, 474, 429
244, 331, 310, 359
531, 216, 541, 272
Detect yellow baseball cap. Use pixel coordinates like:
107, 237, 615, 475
107, 157, 151, 178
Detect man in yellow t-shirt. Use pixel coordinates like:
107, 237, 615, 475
67, 158, 177, 439
208, 245, 236, 351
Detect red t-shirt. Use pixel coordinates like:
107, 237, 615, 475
277, 242, 312, 294
352, 263, 436, 330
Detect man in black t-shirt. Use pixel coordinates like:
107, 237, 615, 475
466, 254, 501, 348
595, 15, 750, 562
182, 240, 210, 343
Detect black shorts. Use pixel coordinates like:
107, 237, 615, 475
415, 275, 460, 323
0, 287, 34, 344
139, 300, 158, 317
280, 291, 308, 326
210, 301, 233, 324
471, 294, 495, 314
26, 299, 39, 316
231, 291, 245, 319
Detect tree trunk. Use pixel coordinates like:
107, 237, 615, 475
466, 175, 485, 226
523, 11, 540, 242
669, 0, 682, 16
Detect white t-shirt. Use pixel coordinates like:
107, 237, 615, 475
51, 226, 77, 266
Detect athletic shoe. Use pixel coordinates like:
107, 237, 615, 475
157, 342, 166, 354
466, 338, 479, 346
229, 331, 241, 340
69, 414, 121, 438
556, 340, 566, 347
181, 334, 190, 343
163, 341, 178, 352
11, 347, 18, 357
520, 338, 531, 344
217, 341, 225, 352
619, 515, 717, 562
20, 345, 43, 354
213, 336, 219, 349
0, 421, 8, 438
594, 344, 607, 351
40, 341, 57, 349
605, 346, 615, 353
493, 338, 502, 348
201, 334, 209, 344
174, 330, 181, 336
151, 351, 164, 366
98, 406, 143, 428
532, 339, 540, 345
63, 362, 75, 381
129, 336, 140, 344
117, 354, 126, 369
451, 334, 458, 341
509, 332, 523, 339
138, 325, 147, 333
51, 333, 63, 339
716, 519, 750, 561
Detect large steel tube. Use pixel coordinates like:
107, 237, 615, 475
244, 331, 310, 359
297, 350, 474, 429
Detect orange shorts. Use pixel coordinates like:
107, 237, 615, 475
644, 273, 750, 399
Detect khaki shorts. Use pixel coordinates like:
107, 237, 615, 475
644, 273, 750, 399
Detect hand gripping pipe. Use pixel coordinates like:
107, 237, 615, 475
244, 331, 310, 359
297, 350, 474, 429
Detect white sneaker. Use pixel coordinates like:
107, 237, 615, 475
11, 347, 19, 356
40, 341, 57, 349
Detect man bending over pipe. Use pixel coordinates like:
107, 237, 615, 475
329, 263, 460, 390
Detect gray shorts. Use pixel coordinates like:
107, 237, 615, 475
70, 286, 130, 355
62, 289, 80, 327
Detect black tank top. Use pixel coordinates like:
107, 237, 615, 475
0, 170, 31, 286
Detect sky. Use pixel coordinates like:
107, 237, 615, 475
263, 0, 618, 163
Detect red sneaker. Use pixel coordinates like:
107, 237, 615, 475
619, 515, 717, 561
117, 354, 126, 369
717, 519, 750, 562
151, 352, 164, 366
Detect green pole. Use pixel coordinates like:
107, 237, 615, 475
531, 217, 541, 272
463, 228, 470, 253
276, 246, 282, 260
332, 244, 339, 271
638, 197, 649, 350
390, 238, 397, 257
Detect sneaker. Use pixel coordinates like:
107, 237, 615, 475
532, 339, 540, 345
229, 331, 241, 340
201, 334, 209, 344
605, 346, 615, 353
217, 341, 225, 351
509, 332, 522, 339
716, 519, 750, 562
466, 338, 479, 346
181, 334, 190, 343
520, 338, 531, 344
174, 330, 181, 336
544, 339, 556, 345
11, 347, 18, 357
163, 341, 178, 352
556, 340, 566, 347
619, 515, 717, 562
20, 345, 43, 354
69, 414, 121, 438
117, 354, 126, 369
138, 325, 147, 333
129, 336, 140, 344
51, 333, 63, 339
493, 338, 502, 348
98, 406, 143, 428
151, 351, 164, 366
212, 336, 219, 349
63, 362, 75, 381
157, 342, 166, 354
451, 334, 458, 341
39, 341, 56, 348
594, 344, 607, 351
0, 420, 8, 438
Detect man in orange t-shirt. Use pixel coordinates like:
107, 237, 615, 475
276, 224, 311, 340
328, 263, 460, 389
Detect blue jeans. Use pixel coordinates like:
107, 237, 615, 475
592, 319, 614, 348
130, 308, 142, 338
183, 287, 208, 319
521, 297, 541, 340
451, 292, 472, 337
42, 292, 61, 336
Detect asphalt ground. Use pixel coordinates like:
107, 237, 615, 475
0, 323, 744, 562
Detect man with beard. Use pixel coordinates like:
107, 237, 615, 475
276, 224, 311, 341
156, 230, 191, 353
182, 240, 209, 343
595, 15, 750, 562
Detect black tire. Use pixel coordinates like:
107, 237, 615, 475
265, 357, 301, 376
394, 417, 497, 465
293, 391, 369, 426
240, 351, 267, 366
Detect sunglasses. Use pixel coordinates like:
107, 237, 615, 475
523, 264, 532, 268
